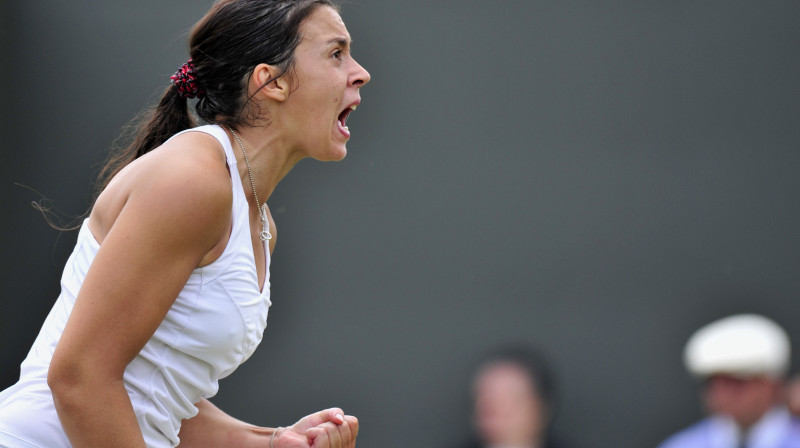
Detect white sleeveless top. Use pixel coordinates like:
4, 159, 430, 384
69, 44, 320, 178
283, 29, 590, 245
0, 125, 272, 447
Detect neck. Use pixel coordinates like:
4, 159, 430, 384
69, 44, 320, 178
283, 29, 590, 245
225, 124, 306, 203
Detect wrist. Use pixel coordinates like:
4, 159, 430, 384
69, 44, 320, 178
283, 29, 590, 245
270, 426, 284, 448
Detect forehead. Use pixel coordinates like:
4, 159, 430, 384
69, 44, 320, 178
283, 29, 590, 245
476, 362, 532, 389
300, 6, 350, 42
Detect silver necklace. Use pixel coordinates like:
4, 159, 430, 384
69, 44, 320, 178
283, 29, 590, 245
226, 125, 272, 241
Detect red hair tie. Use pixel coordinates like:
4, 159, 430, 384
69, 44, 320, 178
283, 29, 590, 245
170, 58, 205, 99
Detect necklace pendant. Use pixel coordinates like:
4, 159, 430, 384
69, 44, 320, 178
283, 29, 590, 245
258, 206, 272, 241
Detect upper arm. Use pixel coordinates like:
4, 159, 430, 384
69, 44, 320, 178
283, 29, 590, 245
50, 137, 232, 384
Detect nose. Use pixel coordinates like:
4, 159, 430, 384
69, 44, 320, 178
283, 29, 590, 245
351, 59, 371, 87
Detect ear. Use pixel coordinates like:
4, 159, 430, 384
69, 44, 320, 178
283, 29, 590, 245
250, 62, 291, 102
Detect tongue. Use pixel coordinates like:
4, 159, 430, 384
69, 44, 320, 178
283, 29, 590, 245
338, 117, 350, 137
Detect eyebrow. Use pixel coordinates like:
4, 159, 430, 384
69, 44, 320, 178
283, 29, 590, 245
326, 37, 351, 47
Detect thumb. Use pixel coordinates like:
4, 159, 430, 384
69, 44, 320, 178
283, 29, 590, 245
321, 407, 346, 425
294, 407, 345, 432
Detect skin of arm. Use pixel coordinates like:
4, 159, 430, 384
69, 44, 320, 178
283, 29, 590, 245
47, 133, 233, 448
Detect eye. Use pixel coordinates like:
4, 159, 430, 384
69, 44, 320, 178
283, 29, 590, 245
332, 49, 342, 59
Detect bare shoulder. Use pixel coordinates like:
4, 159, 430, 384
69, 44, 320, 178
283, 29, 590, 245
150, 130, 231, 193
91, 130, 232, 246
136, 132, 231, 214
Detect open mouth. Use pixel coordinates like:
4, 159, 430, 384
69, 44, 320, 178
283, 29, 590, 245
337, 104, 357, 135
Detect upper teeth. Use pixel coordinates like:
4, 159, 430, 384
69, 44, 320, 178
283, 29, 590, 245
350, 105, 357, 111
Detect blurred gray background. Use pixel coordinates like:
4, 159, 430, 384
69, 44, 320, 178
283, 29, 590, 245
2, 1, 800, 447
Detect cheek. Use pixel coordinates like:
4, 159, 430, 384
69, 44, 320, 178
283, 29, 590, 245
704, 385, 757, 413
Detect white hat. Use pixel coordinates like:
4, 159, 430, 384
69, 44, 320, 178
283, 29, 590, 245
683, 314, 791, 378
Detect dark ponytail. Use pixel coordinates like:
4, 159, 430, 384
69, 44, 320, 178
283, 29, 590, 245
93, 0, 335, 196
95, 84, 194, 194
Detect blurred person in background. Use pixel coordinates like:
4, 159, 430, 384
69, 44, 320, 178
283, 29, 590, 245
453, 344, 570, 448
657, 314, 800, 448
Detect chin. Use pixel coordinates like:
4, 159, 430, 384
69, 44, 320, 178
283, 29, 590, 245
319, 144, 348, 162
305, 141, 348, 162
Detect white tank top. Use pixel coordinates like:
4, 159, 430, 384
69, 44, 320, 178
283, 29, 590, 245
0, 125, 272, 447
